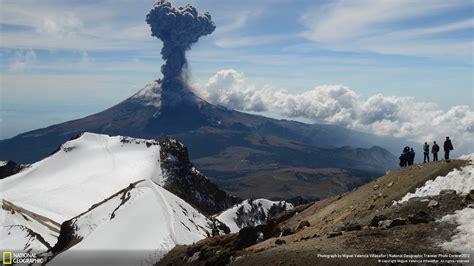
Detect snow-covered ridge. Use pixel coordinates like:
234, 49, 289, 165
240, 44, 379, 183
51, 179, 215, 265
0, 132, 241, 263
215, 199, 293, 233
0, 133, 164, 223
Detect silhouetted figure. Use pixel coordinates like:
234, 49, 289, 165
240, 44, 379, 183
444, 136, 454, 160
432, 141, 440, 161
423, 142, 430, 163
409, 148, 415, 165
399, 153, 406, 168
401, 146, 410, 167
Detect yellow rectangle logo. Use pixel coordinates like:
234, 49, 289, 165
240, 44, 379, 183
2, 251, 12, 265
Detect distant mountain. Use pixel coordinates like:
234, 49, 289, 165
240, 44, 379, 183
0, 80, 398, 199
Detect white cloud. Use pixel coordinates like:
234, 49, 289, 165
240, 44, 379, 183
195, 69, 474, 154
299, 0, 474, 59
7, 49, 37, 72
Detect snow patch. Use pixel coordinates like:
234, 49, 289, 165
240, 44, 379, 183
398, 155, 474, 203
0, 161, 7, 167
438, 207, 474, 255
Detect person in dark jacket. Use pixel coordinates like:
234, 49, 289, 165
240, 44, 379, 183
399, 153, 406, 168
409, 148, 415, 165
432, 141, 440, 161
402, 146, 410, 167
423, 142, 430, 163
444, 136, 454, 160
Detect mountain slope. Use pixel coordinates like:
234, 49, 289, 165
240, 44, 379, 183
49, 179, 218, 265
0, 80, 398, 199
0, 133, 239, 260
159, 158, 474, 265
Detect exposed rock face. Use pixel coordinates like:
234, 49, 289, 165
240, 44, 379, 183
159, 137, 241, 215
0, 160, 24, 179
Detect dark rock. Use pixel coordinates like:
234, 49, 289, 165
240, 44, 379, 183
0, 160, 24, 179
407, 211, 431, 224
391, 218, 408, 227
159, 138, 241, 215
464, 194, 472, 201
367, 204, 375, 210
327, 231, 342, 238
379, 218, 408, 228
280, 227, 294, 237
369, 215, 387, 227
345, 222, 362, 231
297, 220, 311, 230
440, 189, 456, 195
236, 227, 259, 249
275, 239, 286, 245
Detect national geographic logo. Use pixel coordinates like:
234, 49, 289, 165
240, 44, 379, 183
2, 251, 44, 265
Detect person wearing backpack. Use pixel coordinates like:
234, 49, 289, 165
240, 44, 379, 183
444, 136, 454, 160
432, 141, 440, 161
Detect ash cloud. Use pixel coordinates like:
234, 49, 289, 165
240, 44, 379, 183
195, 69, 474, 155
146, 0, 215, 81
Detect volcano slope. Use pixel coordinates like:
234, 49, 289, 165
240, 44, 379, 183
0, 81, 397, 200
159, 158, 473, 265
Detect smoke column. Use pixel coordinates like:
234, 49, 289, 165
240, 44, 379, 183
146, 0, 215, 83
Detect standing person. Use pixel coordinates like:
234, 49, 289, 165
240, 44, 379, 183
409, 148, 415, 165
444, 137, 454, 160
399, 153, 406, 168
423, 142, 430, 163
403, 146, 410, 167
432, 141, 440, 161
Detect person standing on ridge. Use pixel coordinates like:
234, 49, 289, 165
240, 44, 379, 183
444, 137, 454, 161
423, 142, 430, 163
432, 141, 440, 161
403, 146, 410, 167
409, 148, 415, 165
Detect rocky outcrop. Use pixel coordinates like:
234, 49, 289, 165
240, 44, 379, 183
159, 138, 241, 215
0, 160, 25, 179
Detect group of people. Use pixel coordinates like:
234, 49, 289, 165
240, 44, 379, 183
399, 136, 454, 168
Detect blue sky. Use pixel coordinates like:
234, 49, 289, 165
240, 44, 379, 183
0, 0, 473, 141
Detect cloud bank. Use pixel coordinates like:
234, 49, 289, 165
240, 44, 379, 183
195, 69, 474, 154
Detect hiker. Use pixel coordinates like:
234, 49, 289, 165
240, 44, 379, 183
409, 148, 415, 165
399, 153, 406, 168
432, 141, 440, 161
423, 142, 430, 163
444, 136, 454, 160
402, 146, 410, 167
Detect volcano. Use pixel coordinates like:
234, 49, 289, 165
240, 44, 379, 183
0, 0, 398, 200
0, 79, 397, 200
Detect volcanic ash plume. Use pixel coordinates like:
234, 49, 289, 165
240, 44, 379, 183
146, 0, 215, 82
